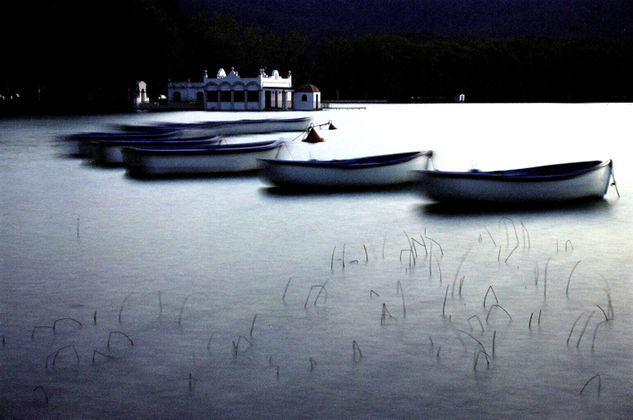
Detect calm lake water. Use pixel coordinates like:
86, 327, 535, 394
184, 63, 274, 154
1, 103, 632, 419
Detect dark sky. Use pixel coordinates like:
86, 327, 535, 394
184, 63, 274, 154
180, 0, 632, 39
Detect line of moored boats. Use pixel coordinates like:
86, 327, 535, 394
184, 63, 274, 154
60, 116, 617, 205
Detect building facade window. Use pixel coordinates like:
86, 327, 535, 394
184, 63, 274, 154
220, 91, 231, 102
301, 94, 307, 102
172, 91, 182, 102
247, 91, 259, 102
206, 91, 216, 102
233, 91, 245, 102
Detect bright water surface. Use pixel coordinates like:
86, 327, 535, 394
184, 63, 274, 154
1, 104, 633, 418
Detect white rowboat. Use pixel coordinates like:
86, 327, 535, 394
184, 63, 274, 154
259, 151, 433, 189
414, 160, 614, 203
122, 139, 285, 177
92, 136, 223, 165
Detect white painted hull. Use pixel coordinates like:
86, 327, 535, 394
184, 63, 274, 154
415, 160, 613, 203
92, 137, 222, 165
123, 141, 284, 176
259, 151, 432, 188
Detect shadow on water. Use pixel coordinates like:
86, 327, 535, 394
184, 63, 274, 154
123, 169, 261, 182
417, 197, 614, 218
259, 183, 417, 198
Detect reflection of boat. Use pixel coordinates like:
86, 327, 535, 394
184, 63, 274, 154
92, 136, 222, 166
259, 151, 433, 189
122, 140, 286, 177
415, 160, 614, 203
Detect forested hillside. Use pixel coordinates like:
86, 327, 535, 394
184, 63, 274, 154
2, 0, 632, 113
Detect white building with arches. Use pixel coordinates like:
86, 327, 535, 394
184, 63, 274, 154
167, 68, 311, 111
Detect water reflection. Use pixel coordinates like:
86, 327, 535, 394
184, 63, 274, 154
259, 183, 417, 197
417, 197, 613, 217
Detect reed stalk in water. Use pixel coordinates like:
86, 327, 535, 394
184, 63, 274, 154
425, 235, 444, 257
305, 284, 328, 308
46, 344, 80, 369
591, 320, 608, 353
268, 356, 280, 377
31, 325, 53, 339
473, 349, 490, 371
458, 276, 466, 297
467, 315, 485, 334
576, 311, 595, 349
442, 285, 449, 318
33, 386, 49, 405
206, 332, 216, 353
565, 260, 582, 297
483, 286, 499, 309
565, 240, 574, 252
352, 340, 362, 362
579, 374, 601, 396
92, 349, 115, 365
282, 277, 292, 303
396, 281, 407, 319
52, 317, 82, 332
484, 227, 496, 247
232, 335, 252, 357
249, 314, 257, 337
381, 303, 397, 325
566, 312, 584, 346
342, 244, 346, 269
330, 246, 336, 272
118, 292, 133, 324
595, 304, 609, 322
520, 222, 531, 249
107, 330, 134, 351
485, 304, 512, 323
178, 292, 210, 327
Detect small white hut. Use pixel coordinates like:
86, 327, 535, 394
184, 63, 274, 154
134, 81, 149, 106
292, 84, 321, 110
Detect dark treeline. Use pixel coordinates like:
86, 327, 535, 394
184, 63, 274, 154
2, 0, 632, 114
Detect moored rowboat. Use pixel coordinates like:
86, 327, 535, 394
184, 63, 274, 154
414, 160, 614, 203
259, 150, 433, 189
61, 129, 179, 157
92, 136, 223, 166
63, 116, 313, 157
122, 139, 286, 177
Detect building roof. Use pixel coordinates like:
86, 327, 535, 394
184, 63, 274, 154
295, 84, 320, 93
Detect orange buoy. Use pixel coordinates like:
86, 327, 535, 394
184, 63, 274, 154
303, 127, 325, 143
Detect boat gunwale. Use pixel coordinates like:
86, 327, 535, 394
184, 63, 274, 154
94, 135, 223, 147
122, 139, 285, 156
417, 160, 612, 183
259, 150, 432, 170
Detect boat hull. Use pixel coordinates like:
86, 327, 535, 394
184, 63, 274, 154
92, 136, 222, 165
259, 151, 432, 188
415, 160, 613, 203
122, 140, 285, 177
